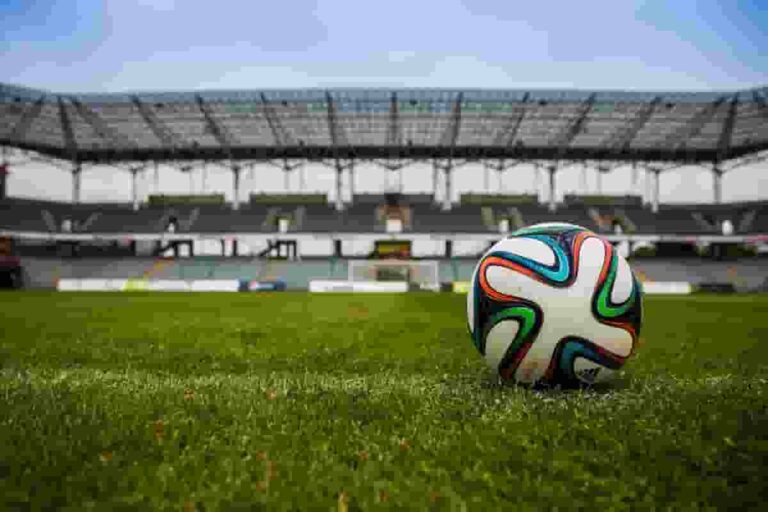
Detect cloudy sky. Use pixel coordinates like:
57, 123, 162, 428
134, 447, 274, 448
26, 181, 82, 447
1, 0, 767, 203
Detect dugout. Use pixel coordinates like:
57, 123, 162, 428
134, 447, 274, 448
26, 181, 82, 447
0, 237, 23, 289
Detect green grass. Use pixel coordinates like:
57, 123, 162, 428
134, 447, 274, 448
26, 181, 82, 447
0, 292, 767, 511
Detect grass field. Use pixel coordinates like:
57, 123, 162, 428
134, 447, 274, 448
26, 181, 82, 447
1, 292, 767, 511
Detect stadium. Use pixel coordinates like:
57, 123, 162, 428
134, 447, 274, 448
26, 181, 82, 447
1, 2, 767, 510
2, 82, 767, 293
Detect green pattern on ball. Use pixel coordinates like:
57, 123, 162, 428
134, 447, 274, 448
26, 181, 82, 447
482, 306, 538, 357
511, 223, 584, 237
595, 251, 636, 318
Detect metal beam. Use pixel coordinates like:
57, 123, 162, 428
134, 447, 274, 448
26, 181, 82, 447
492, 92, 529, 147
4, 139, 764, 165
547, 164, 557, 212
57, 96, 78, 161
440, 92, 464, 151
666, 97, 725, 151
551, 93, 596, 158
9, 96, 45, 144
70, 97, 135, 150
325, 92, 349, 149
131, 96, 185, 150
753, 90, 768, 120
195, 95, 236, 155
387, 92, 401, 147
603, 96, 661, 153
716, 94, 739, 162
260, 93, 295, 147
325, 92, 348, 210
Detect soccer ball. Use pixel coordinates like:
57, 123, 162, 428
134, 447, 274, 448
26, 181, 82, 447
467, 222, 642, 387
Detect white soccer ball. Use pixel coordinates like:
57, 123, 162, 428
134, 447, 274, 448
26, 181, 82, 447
467, 222, 643, 387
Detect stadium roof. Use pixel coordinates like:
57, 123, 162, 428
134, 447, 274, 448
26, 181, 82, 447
2, 82, 767, 165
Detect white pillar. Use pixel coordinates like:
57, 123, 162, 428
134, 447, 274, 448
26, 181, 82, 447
154, 161, 160, 193
232, 165, 241, 211
484, 166, 490, 193
349, 165, 355, 201
596, 167, 603, 195
72, 163, 82, 204
442, 165, 452, 211
0, 160, 8, 200
652, 169, 660, 213
335, 162, 344, 211
131, 168, 139, 211
631, 161, 639, 192
713, 166, 723, 204
432, 163, 439, 202
548, 165, 557, 212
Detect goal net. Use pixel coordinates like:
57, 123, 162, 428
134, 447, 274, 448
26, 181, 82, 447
348, 260, 441, 291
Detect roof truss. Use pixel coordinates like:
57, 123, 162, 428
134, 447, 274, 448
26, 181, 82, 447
9, 96, 45, 144
196, 95, 237, 157
260, 93, 296, 147
131, 96, 186, 151
492, 92, 529, 147
603, 96, 661, 153
551, 93, 596, 158
70, 97, 135, 150
666, 97, 725, 151
716, 94, 739, 162
57, 96, 77, 161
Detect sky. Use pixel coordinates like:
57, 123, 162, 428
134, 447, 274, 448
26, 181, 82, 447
1, 0, 767, 203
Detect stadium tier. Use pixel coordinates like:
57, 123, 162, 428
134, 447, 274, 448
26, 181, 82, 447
2, 194, 767, 236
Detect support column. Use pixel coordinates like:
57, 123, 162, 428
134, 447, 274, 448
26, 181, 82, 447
432, 163, 439, 203
631, 161, 639, 192
651, 169, 660, 214
713, 165, 723, 204
131, 167, 140, 211
442, 165, 452, 211
484, 166, 490, 193
0, 161, 8, 200
335, 162, 344, 211
72, 163, 82, 204
596, 167, 603, 195
348, 165, 355, 204
547, 165, 557, 213
232, 164, 241, 211
154, 161, 160, 193
232, 239, 238, 257
444, 240, 453, 258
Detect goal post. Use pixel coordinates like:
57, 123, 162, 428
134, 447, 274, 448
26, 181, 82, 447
348, 260, 441, 291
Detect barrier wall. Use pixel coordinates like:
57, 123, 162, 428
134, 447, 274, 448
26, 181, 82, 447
57, 279, 283, 292
20, 256, 768, 293
309, 280, 409, 293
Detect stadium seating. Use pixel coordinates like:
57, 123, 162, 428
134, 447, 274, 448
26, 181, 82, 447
2, 196, 767, 235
